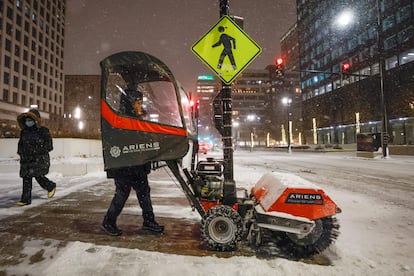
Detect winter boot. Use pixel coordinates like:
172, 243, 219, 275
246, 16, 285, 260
48, 185, 56, 198
142, 220, 164, 233
20, 177, 32, 205
16, 201, 31, 206
142, 212, 164, 233
101, 217, 122, 236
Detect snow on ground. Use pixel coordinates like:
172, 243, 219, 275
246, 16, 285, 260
0, 150, 413, 275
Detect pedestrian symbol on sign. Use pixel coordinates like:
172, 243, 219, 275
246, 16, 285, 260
191, 16, 262, 84
212, 26, 237, 71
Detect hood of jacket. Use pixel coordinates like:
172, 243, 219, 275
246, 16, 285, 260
17, 109, 42, 129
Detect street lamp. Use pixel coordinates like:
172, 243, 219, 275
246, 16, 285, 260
335, 6, 389, 157
282, 97, 292, 153
375, 0, 389, 158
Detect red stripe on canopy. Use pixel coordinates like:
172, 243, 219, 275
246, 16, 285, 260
101, 99, 188, 136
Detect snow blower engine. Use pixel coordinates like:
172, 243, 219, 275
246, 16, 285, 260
192, 158, 224, 203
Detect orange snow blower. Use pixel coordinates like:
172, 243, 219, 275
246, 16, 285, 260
100, 51, 341, 258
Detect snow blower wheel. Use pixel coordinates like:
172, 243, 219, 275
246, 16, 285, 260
200, 205, 243, 251
275, 216, 340, 258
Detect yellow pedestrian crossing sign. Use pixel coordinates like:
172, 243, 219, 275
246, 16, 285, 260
192, 16, 262, 84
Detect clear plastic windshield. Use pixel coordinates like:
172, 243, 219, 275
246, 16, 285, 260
105, 72, 183, 128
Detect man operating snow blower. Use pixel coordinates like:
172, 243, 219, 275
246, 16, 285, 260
101, 89, 164, 236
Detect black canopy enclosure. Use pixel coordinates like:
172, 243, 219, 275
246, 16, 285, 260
100, 51, 196, 171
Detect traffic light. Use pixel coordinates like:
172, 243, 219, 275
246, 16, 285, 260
189, 94, 199, 118
274, 57, 284, 77
341, 62, 350, 73
276, 57, 283, 66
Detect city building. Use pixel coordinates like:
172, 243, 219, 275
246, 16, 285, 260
278, 23, 303, 145
297, 0, 414, 146
231, 69, 275, 147
0, 0, 65, 137
195, 75, 222, 145
63, 75, 100, 139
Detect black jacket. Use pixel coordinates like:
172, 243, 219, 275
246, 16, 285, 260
17, 110, 53, 178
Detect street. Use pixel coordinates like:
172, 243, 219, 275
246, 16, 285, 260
0, 150, 413, 275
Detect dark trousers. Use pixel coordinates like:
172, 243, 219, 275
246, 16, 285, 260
21, 176, 55, 203
104, 171, 155, 225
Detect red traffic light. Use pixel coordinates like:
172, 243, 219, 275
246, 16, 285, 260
275, 57, 283, 66
190, 99, 196, 107
342, 63, 350, 72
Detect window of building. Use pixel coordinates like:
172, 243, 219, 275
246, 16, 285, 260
5, 39, 11, 52
13, 60, 19, 72
4, 55, 10, 68
400, 48, 414, 65
326, 83, 332, 93
13, 92, 18, 104
14, 45, 20, 56
32, 27, 37, 39
381, 0, 394, 12
372, 63, 380, 75
22, 79, 27, 90
24, 20, 29, 32
23, 34, 29, 46
22, 64, 27, 75
3, 89, 9, 102
15, 29, 21, 41
13, 76, 19, 88
333, 79, 341, 89
3, 72, 10, 85
398, 26, 413, 44
23, 49, 28, 61
319, 85, 325, 95
384, 35, 397, 50
386, 56, 398, 69
368, 25, 377, 40
24, 5, 29, 17
6, 6, 13, 20
382, 14, 395, 32
397, 5, 410, 24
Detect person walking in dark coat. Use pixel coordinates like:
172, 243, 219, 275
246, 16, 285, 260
101, 89, 164, 236
16, 108, 56, 206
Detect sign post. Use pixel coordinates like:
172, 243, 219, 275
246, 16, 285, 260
192, 0, 262, 205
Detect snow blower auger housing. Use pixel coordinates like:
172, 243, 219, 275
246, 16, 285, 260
100, 51, 341, 258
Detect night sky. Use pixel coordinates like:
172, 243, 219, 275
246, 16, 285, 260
64, 0, 297, 92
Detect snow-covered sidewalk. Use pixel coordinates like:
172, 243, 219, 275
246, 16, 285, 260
0, 151, 413, 275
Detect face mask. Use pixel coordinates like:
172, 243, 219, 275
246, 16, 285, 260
25, 120, 35, 127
